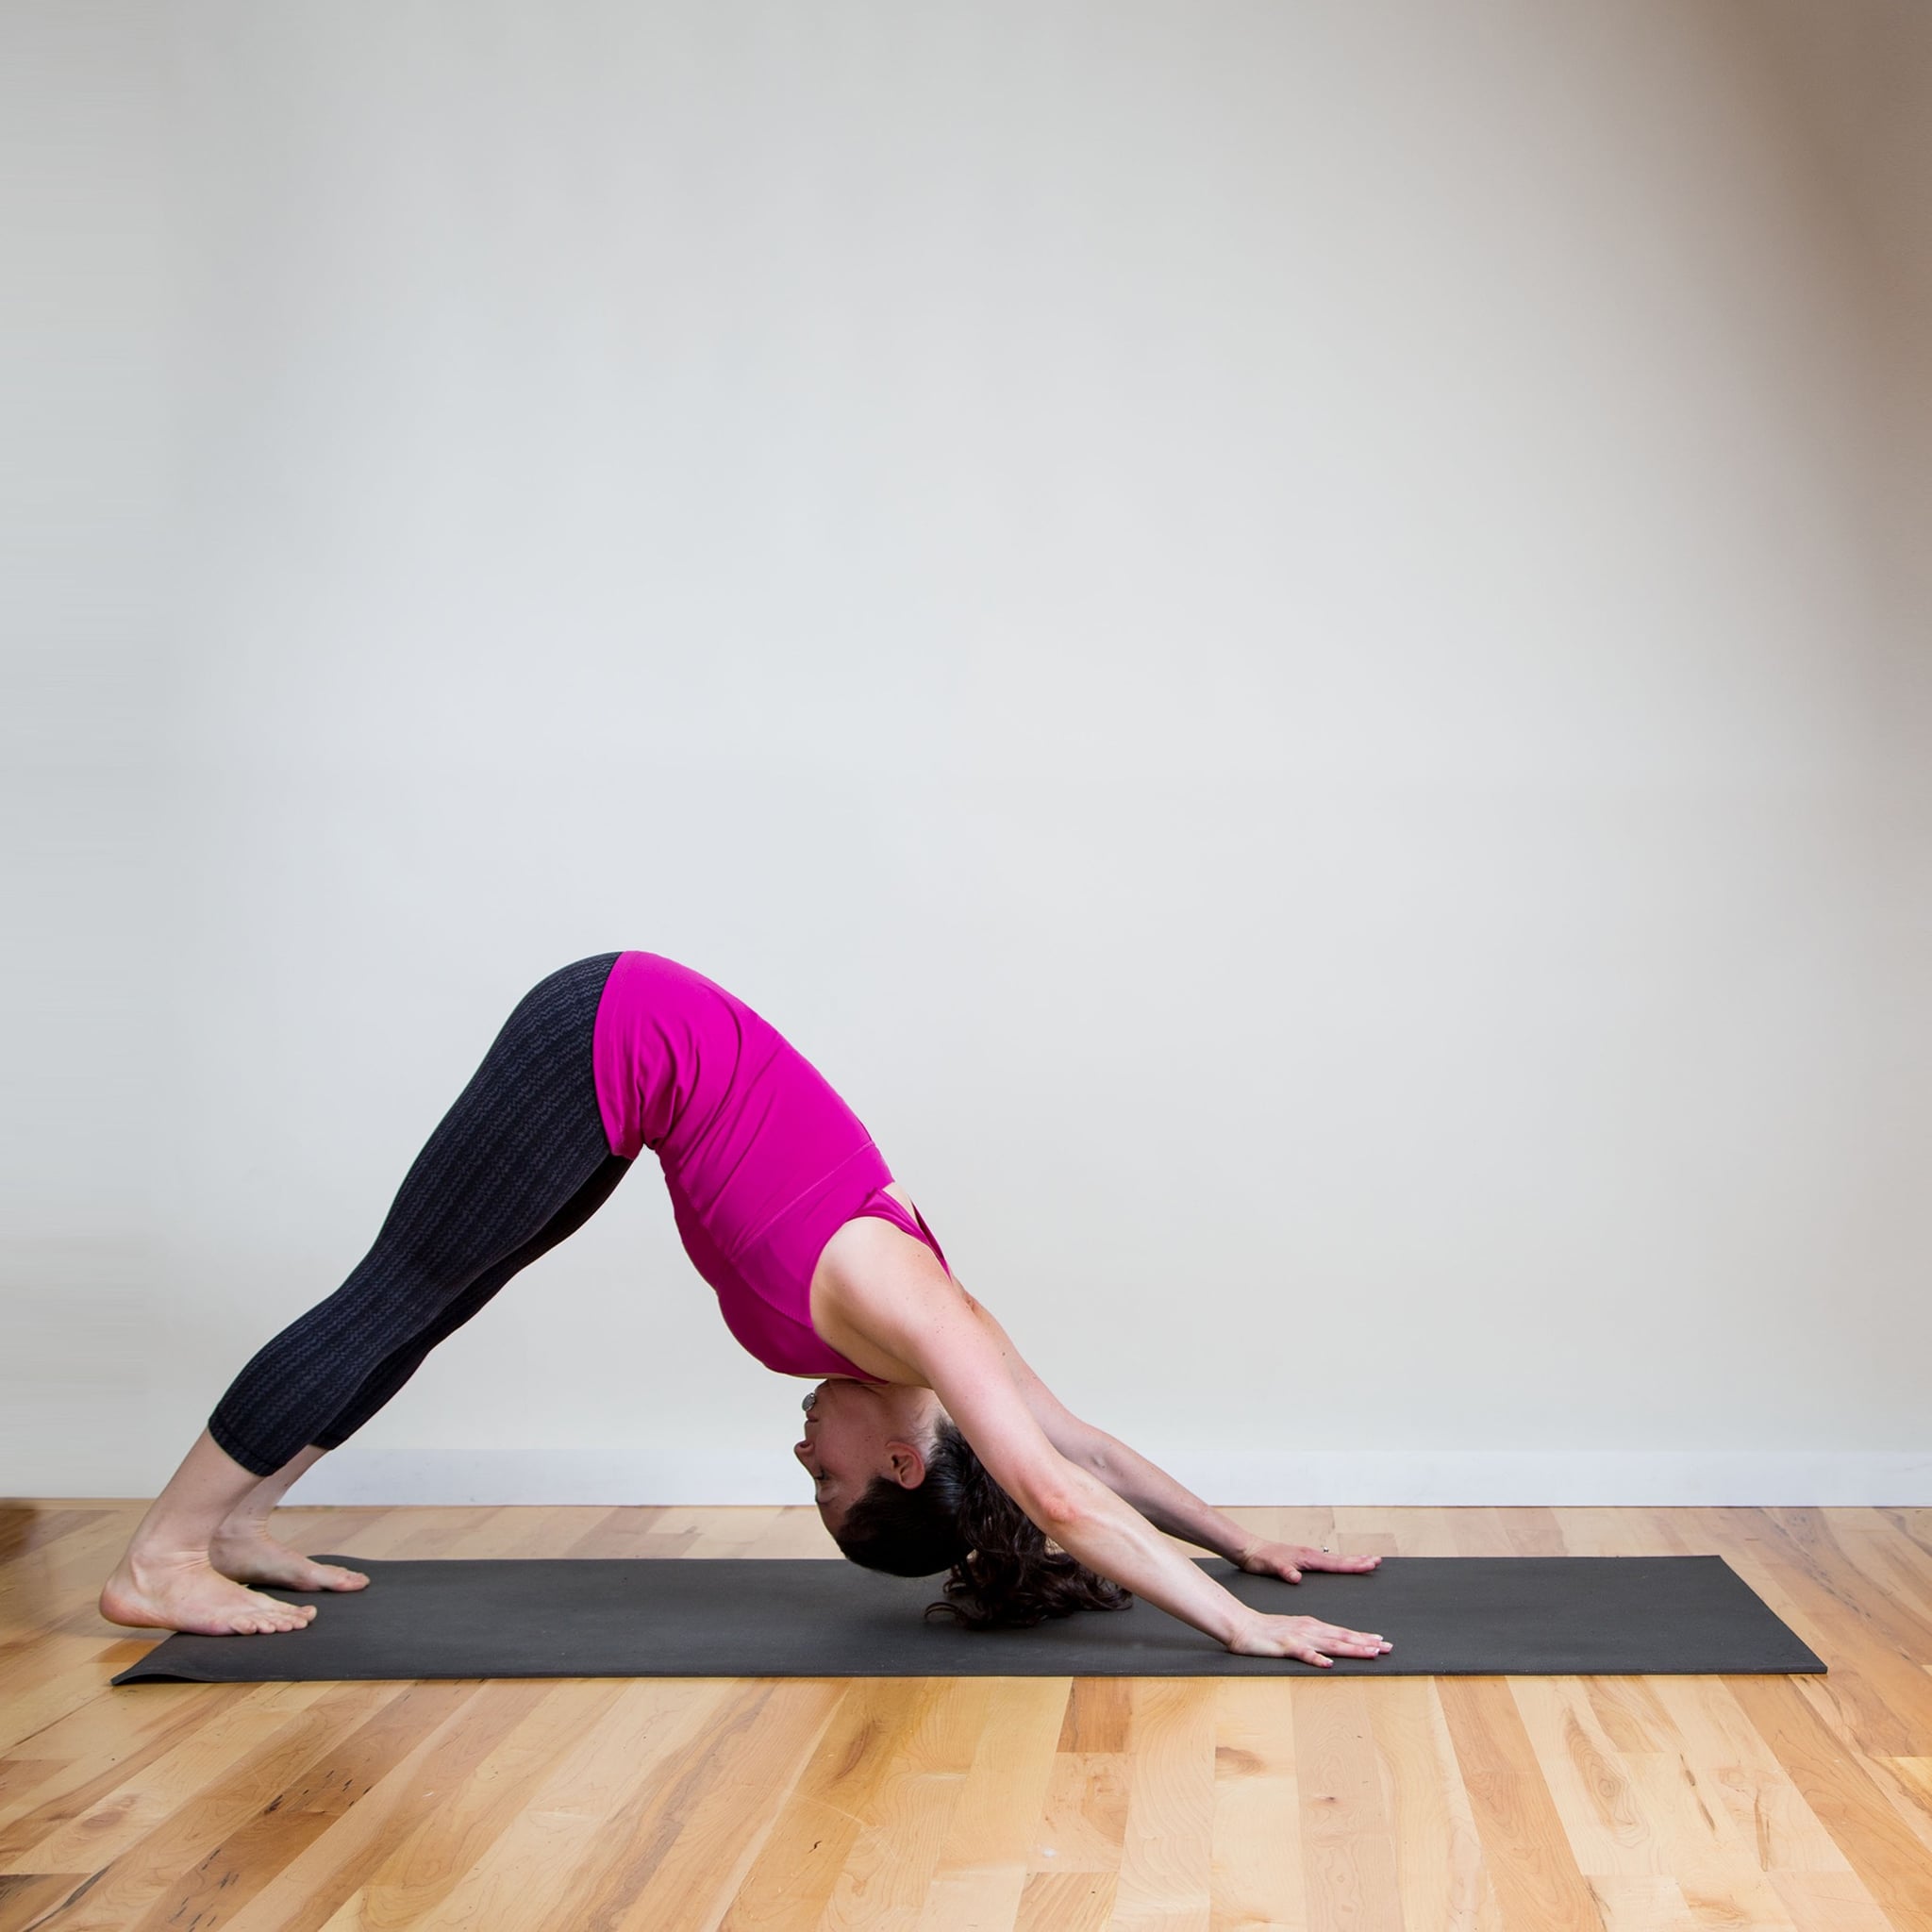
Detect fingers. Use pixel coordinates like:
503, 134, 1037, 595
1236, 1615, 1391, 1661
1263, 1544, 1386, 1576
1229, 1609, 1393, 1665
1314, 1624, 1392, 1660
1280, 1622, 1393, 1666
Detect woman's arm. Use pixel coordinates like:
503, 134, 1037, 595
830, 1255, 1264, 1646
1078, 1429, 1260, 1564
1040, 1461, 1261, 1648
958, 1291, 1387, 1619
956, 1286, 1259, 1565
828, 1249, 1391, 1665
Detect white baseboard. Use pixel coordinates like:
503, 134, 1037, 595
275, 1447, 1932, 1509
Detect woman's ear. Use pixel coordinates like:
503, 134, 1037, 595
887, 1440, 928, 1487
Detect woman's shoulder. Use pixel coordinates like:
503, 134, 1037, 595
811, 1220, 967, 1375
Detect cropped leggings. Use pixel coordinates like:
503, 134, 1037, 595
207, 953, 635, 1478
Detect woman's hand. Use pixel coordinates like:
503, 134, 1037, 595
1226, 1540, 1392, 1663
1224, 1611, 1393, 1667
1234, 1538, 1383, 1584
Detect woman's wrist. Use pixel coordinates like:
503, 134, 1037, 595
1048, 1476, 1267, 1652
1211, 1591, 1260, 1648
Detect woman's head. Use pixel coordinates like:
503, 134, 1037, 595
792, 1377, 944, 1532
796, 1378, 1133, 1631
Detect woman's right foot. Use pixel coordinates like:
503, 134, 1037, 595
99, 1551, 319, 1636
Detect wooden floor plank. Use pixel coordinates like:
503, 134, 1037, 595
1437, 1677, 1605, 1932
280, 1680, 758, 1932
1714, 1510, 1932, 1758
1208, 1680, 1307, 1932
1768, 1865, 1906, 1932
1293, 1680, 1405, 1932
1760, 1510, 1932, 1691
715, 1678, 941, 1929
1647, 1675, 1859, 1874
1034, 1750, 1131, 1874
1372, 1678, 1503, 1931
153, 1679, 563, 1932
1016, 1865, 1119, 1931
932, 1677, 1069, 1882
1729, 1674, 1932, 1932
2, 1681, 340, 1875
0, 1509, 114, 1574
0, 1639, 162, 1764
1505, 1675, 1657, 1876
1110, 1677, 1217, 1929
22, 1681, 413, 1932
0, 1680, 280, 1846
1613, 1749, 1798, 1929
1550, 1507, 1677, 1559
593, 1681, 851, 1932
284, 1680, 628, 1931
1580, 1873, 1698, 1931
1833, 1512, 1932, 1642
915, 1862, 1028, 1932
0, 1869, 96, 1932
1878, 1753, 1932, 1825
821, 1674, 991, 1926
554, 1505, 676, 1558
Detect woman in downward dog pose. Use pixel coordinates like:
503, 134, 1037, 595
101, 951, 1391, 1666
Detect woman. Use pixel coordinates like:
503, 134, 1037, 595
101, 951, 1392, 1667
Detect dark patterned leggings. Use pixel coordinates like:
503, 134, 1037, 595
207, 953, 635, 1478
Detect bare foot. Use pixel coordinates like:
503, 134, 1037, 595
210, 1524, 370, 1594
100, 1551, 320, 1636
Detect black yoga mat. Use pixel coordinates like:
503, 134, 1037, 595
109, 1553, 1823, 1684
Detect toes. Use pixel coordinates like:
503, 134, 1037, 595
242, 1594, 313, 1633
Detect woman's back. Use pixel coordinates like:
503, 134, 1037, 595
591, 950, 948, 1379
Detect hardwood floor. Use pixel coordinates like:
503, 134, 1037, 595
2, 1502, 1928, 1930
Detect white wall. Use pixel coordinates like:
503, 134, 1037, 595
5, 1, 1927, 1505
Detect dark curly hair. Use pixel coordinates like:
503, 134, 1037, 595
832, 1414, 1135, 1631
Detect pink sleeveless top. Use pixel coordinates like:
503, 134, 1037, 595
591, 951, 951, 1384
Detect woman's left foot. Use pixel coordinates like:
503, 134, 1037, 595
208, 1525, 370, 1593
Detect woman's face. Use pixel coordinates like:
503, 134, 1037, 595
792, 1377, 943, 1531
